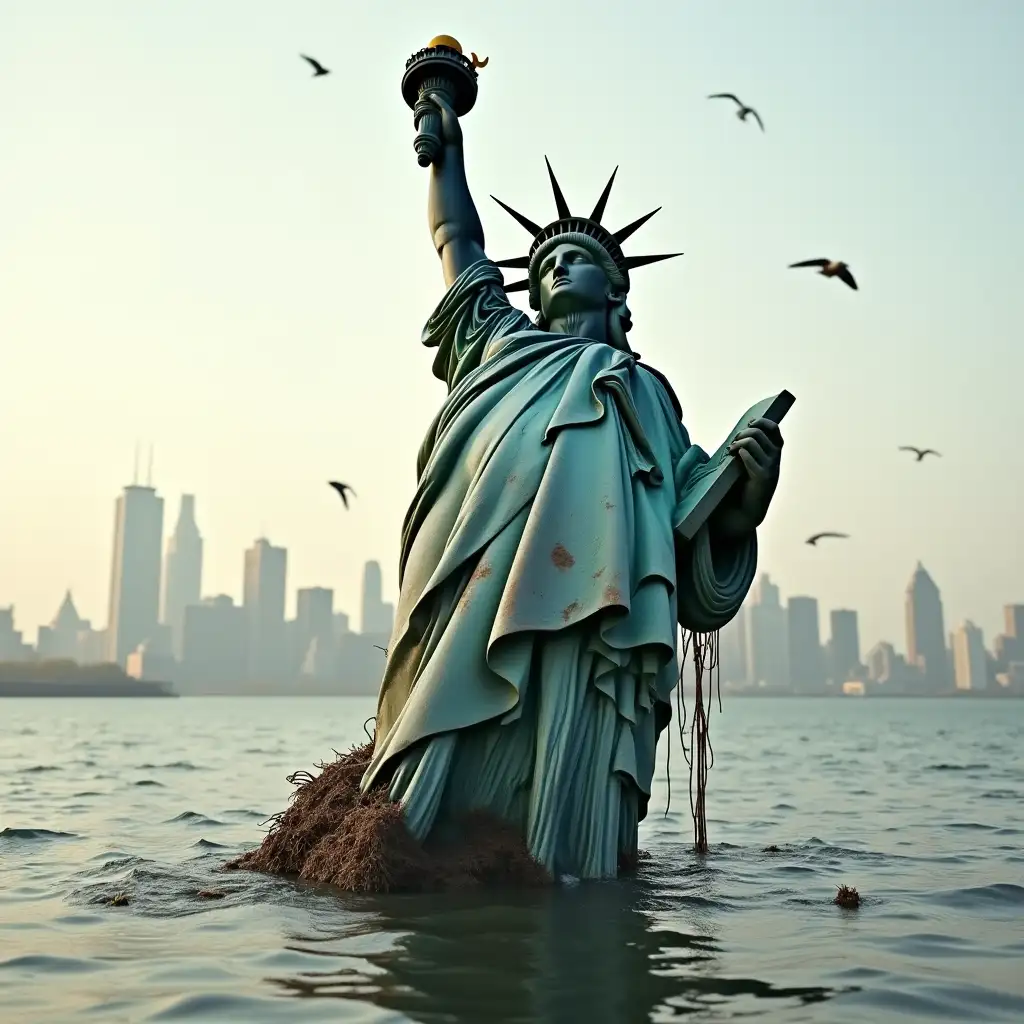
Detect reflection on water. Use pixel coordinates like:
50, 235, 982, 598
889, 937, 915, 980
270, 881, 838, 1022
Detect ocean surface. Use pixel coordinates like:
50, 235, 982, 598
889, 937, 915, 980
1, 696, 1022, 1024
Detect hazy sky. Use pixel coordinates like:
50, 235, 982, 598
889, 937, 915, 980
2, 1, 1022, 652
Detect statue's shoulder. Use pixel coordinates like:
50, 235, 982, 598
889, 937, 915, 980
636, 360, 684, 422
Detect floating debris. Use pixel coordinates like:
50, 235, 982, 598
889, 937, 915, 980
107, 892, 130, 907
763, 844, 781, 853
226, 741, 551, 893
196, 889, 226, 899
834, 885, 861, 909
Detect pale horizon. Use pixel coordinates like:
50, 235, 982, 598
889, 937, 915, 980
3, 1, 1023, 651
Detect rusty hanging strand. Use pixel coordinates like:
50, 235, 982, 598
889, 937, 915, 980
672, 628, 721, 855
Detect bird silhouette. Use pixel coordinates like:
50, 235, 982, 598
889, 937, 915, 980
806, 532, 850, 546
789, 259, 858, 291
328, 481, 356, 508
300, 54, 330, 77
708, 93, 764, 131
899, 446, 941, 461
470, 53, 488, 69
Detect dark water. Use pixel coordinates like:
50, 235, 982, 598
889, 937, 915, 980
1, 696, 1023, 1023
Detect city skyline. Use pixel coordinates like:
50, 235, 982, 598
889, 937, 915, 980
3, 474, 1020, 698
2, 4, 1023, 651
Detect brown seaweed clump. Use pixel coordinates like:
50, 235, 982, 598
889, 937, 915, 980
225, 742, 552, 893
833, 884, 861, 909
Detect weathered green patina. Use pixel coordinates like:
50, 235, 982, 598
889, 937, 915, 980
363, 68, 784, 879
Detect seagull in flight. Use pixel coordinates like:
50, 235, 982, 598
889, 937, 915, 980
899, 446, 941, 462
789, 259, 858, 291
300, 54, 330, 78
806, 532, 850, 546
328, 481, 356, 509
707, 93, 764, 131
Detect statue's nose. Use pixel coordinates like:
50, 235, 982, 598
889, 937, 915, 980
552, 262, 568, 280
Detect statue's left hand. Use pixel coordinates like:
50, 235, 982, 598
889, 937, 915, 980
712, 418, 784, 538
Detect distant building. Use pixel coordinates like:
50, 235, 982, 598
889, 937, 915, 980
161, 495, 203, 659
360, 560, 394, 642
0, 607, 31, 662
787, 596, 824, 691
904, 562, 948, 690
994, 604, 1024, 668
718, 605, 748, 686
295, 587, 335, 678
952, 620, 987, 691
828, 609, 861, 683
334, 611, 351, 638
181, 595, 247, 692
745, 574, 789, 688
105, 483, 164, 667
36, 591, 89, 660
243, 539, 288, 681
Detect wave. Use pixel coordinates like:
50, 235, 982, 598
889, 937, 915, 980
165, 812, 226, 827
0, 827, 78, 841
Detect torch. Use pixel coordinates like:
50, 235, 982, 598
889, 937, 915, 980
402, 35, 487, 167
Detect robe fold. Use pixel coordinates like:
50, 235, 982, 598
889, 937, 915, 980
360, 259, 756, 878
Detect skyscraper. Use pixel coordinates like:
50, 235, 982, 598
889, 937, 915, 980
829, 609, 861, 683
718, 604, 748, 686
243, 538, 288, 681
787, 596, 824, 691
161, 494, 203, 659
1005, 605, 1024, 640
904, 562, 948, 690
106, 483, 164, 666
360, 560, 394, 639
952, 620, 987, 691
745, 574, 789, 689
295, 587, 334, 677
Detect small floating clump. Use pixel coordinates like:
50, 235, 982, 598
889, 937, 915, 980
107, 892, 130, 907
834, 884, 861, 909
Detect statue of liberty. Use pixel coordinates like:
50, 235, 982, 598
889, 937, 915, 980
232, 43, 786, 889
356, 79, 786, 879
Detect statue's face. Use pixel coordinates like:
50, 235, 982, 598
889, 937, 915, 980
537, 242, 611, 320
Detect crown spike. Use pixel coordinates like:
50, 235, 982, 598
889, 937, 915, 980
622, 252, 683, 270
493, 256, 531, 269
502, 278, 531, 293
589, 166, 618, 224
612, 207, 662, 244
544, 156, 571, 220
491, 195, 543, 236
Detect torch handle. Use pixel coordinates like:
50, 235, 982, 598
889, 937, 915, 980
413, 100, 442, 168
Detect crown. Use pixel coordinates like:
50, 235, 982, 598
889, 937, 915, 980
492, 158, 682, 310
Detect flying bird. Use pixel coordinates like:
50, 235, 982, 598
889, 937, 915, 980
789, 259, 858, 291
806, 532, 850, 546
300, 54, 330, 77
328, 481, 356, 508
707, 93, 764, 131
899, 446, 941, 462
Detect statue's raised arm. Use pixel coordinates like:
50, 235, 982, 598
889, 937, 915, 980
423, 91, 487, 288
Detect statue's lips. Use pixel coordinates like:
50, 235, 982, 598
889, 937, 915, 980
551, 278, 572, 289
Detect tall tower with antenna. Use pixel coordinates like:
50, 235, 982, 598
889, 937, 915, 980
105, 451, 165, 666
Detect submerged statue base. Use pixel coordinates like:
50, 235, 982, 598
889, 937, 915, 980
225, 742, 591, 893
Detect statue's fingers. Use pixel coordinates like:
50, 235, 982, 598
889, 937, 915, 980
730, 437, 769, 473
736, 447, 767, 480
749, 417, 784, 448
733, 426, 777, 458
427, 91, 457, 119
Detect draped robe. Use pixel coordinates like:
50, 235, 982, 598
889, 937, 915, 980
361, 259, 757, 879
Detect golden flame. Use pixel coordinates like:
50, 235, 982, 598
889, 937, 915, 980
428, 35, 462, 53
